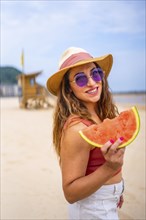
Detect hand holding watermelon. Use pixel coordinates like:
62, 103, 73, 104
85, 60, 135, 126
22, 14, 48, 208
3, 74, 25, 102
101, 137, 125, 172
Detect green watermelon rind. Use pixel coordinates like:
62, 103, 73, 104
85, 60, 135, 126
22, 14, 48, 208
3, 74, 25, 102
79, 106, 140, 148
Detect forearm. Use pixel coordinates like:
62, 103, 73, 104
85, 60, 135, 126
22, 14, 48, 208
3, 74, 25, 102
63, 163, 118, 204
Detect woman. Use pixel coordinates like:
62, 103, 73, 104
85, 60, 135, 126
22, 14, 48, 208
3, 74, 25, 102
47, 47, 125, 220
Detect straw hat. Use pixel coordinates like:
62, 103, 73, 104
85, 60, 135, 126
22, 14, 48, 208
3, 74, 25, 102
46, 47, 113, 96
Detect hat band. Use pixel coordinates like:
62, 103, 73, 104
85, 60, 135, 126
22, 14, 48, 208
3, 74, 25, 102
59, 52, 93, 70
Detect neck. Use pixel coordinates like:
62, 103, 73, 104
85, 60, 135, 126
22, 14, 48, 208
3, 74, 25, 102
84, 102, 97, 115
84, 102, 101, 124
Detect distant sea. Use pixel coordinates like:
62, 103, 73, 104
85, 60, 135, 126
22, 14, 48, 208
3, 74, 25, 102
113, 93, 146, 105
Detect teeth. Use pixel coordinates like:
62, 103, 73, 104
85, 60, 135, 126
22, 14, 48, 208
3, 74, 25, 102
87, 88, 97, 94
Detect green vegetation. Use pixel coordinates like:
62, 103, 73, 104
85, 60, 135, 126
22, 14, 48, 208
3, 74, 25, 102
0, 66, 21, 85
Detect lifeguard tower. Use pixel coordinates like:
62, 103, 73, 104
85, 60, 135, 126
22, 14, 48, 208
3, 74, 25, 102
17, 71, 52, 109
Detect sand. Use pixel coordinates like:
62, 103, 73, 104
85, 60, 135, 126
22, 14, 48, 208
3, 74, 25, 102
1, 97, 145, 220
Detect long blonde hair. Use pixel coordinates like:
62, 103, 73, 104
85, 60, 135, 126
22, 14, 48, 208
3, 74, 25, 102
53, 69, 118, 157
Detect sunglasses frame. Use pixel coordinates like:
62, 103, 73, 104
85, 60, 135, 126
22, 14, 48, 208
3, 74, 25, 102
70, 67, 104, 87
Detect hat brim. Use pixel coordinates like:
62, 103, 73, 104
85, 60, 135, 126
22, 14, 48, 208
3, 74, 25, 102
46, 54, 113, 96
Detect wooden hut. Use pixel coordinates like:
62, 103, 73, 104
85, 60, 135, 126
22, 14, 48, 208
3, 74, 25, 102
17, 71, 52, 109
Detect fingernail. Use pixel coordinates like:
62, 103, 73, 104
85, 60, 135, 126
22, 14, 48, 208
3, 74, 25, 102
110, 139, 115, 144
120, 137, 124, 141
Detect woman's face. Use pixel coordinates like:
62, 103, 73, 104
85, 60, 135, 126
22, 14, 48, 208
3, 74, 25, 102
69, 62, 103, 105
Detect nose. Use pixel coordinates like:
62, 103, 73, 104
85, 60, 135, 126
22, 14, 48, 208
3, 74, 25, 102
87, 76, 96, 86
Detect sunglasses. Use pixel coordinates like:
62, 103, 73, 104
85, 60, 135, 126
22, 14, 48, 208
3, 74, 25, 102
70, 67, 104, 87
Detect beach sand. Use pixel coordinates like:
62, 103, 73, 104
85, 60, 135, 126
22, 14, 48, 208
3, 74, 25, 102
1, 97, 145, 220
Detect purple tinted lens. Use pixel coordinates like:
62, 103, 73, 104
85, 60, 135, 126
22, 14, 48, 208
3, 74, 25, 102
75, 73, 88, 87
91, 68, 104, 82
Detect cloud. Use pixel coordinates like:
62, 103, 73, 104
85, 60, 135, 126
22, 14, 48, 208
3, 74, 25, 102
2, 1, 145, 33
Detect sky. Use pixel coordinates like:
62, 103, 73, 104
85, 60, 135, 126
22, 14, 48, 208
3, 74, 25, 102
1, 0, 145, 92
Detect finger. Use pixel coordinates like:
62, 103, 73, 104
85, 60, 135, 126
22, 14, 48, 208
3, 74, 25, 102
101, 140, 114, 154
116, 148, 125, 157
109, 137, 124, 153
117, 195, 124, 208
101, 137, 124, 155
115, 147, 126, 159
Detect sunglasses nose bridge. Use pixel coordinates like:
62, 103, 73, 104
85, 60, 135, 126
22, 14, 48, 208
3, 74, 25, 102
86, 75, 96, 86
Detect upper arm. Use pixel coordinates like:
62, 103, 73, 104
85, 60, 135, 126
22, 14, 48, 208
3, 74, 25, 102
60, 123, 91, 188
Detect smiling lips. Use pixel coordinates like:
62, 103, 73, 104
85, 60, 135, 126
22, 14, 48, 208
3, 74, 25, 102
86, 87, 98, 94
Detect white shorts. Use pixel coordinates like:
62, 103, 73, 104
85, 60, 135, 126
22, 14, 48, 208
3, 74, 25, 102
68, 180, 124, 220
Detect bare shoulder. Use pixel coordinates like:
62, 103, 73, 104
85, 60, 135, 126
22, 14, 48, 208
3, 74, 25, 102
61, 122, 92, 156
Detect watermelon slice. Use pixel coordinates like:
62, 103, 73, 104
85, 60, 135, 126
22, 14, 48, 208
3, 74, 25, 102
79, 106, 140, 148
